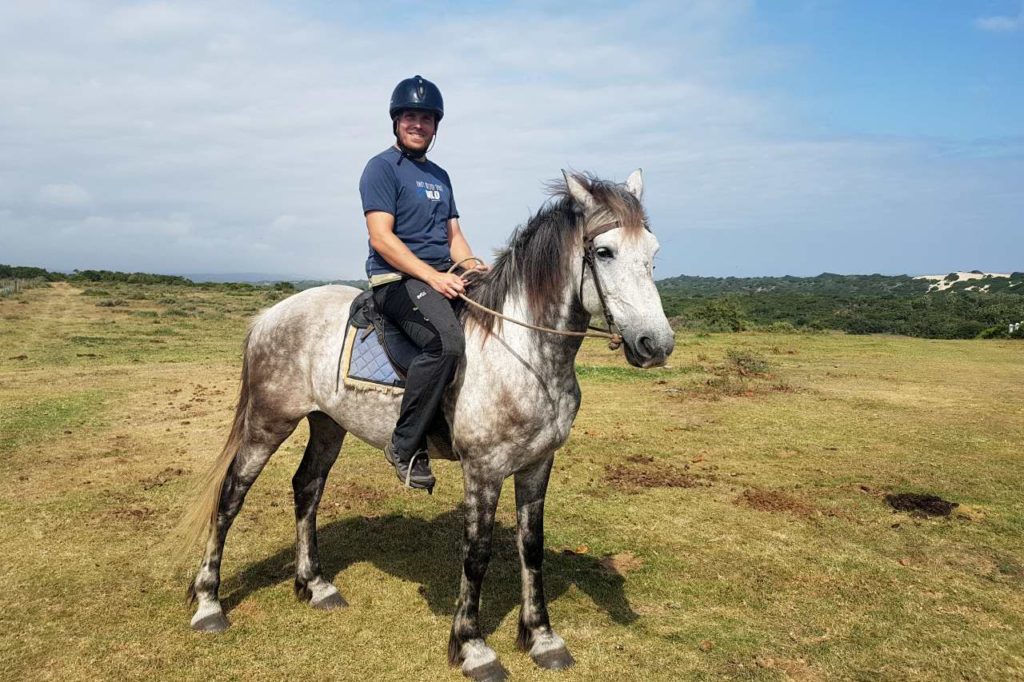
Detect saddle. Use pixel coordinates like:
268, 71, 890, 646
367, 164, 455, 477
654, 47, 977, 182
337, 289, 420, 393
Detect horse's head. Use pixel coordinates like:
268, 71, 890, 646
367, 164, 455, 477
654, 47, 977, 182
564, 170, 675, 368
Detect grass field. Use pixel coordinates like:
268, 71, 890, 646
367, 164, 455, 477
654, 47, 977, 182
1, 282, 1022, 681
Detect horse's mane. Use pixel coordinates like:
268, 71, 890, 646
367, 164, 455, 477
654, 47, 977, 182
463, 172, 648, 335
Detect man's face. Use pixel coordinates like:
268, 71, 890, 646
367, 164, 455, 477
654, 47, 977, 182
395, 110, 436, 154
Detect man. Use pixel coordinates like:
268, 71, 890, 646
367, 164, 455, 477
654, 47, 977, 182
359, 75, 486, 492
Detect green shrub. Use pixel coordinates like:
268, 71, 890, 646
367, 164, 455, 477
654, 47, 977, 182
726, 349, 770, 376
761, 321, 798, 334
977, 326, 1005, 339
691, 297, 747, 332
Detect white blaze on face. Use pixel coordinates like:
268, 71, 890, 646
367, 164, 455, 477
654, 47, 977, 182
585, 228, 670, 338
561, 168, 674, 365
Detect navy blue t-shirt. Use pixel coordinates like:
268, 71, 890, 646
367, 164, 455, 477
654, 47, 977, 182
360, 147, 459, 277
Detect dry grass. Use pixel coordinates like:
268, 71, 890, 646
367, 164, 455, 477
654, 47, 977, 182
1, 283, 1023, 680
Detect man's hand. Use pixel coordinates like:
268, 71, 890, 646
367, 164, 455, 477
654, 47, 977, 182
428, 271, 466, 299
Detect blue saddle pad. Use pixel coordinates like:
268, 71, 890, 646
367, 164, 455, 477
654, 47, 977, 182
340, 289, 426, 394
342, 323, 405, 391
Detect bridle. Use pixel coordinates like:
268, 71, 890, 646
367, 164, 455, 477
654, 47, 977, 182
452, 220, 627, 350
579, 221, 624, 350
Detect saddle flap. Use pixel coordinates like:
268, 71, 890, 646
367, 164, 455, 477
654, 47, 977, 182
381, 324, 418, 377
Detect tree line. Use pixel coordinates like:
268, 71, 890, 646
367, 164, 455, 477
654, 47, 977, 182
661, 291, 1024, 339
6, 264, 1023, 339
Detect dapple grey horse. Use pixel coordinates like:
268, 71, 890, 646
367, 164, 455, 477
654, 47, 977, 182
177, 170, 674, 681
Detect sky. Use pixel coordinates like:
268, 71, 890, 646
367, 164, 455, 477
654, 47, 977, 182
1, 0, 1021, 279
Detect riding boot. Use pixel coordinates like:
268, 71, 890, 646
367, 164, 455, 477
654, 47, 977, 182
373, 277, 464, 494
384, 442, 436, 493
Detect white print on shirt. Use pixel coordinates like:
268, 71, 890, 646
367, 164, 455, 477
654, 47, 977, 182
416, 181, 444, 202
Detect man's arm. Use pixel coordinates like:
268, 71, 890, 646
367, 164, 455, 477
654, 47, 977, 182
448, 218, 489, 271
366, 211, 466, 299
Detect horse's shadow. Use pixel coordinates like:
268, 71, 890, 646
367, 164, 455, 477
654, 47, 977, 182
222, 508, 638, 636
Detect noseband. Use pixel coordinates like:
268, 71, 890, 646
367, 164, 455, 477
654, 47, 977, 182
451, 220, 632, 350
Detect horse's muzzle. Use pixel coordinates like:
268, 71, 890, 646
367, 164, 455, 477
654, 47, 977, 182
623, 331, 674, 369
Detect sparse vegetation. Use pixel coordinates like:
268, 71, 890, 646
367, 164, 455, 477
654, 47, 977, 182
2, 281, 1023, 680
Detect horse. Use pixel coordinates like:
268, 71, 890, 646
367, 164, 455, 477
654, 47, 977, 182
176, 169, 675, 681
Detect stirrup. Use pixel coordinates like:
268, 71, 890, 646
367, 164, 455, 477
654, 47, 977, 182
406, 451, 421, 488
384, 443, 435, 494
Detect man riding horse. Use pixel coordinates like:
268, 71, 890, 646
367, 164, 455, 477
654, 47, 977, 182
181, 73, 674, 679
360, 75, 488, 492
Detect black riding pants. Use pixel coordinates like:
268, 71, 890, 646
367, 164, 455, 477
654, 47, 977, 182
372, 278, 464, 458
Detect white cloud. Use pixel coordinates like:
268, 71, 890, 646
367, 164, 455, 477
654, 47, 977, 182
104, 2, 210, 42
974, 5, 1024, 32
0, 1, 1019, 278
270, 214, 299, 231
36, 183, 93, 208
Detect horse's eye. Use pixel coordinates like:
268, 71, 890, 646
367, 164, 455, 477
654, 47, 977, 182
595, 247, 614, 260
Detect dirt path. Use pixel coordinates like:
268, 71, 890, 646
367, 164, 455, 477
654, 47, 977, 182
2, 282, 83, 363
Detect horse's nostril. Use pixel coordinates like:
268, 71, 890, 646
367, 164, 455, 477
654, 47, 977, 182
639, 336, 656, 358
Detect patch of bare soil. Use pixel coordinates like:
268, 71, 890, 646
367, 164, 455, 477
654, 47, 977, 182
737, 488, 816, 517
605, 458, 710, 491
885, 492, 958, 517
683, 375, 795, 401
321, 481, 390, 512
140, 467, 188, 490
599, 551, 644, 576
755, 656, 823, 682
107, 506, 155, 522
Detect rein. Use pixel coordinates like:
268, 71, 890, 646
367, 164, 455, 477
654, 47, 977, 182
449, 222, 624, 350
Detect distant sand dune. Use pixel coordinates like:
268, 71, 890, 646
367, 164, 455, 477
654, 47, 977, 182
914, 272, 1011, 292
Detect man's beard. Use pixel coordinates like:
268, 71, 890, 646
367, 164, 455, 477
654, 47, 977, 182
396, 134, 431, 159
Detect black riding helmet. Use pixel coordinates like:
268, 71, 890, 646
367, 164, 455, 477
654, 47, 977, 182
389, 75, 444, 131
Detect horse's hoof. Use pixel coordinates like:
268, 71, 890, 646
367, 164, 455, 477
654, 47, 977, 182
191, 610, 230, 633
459, 641, 507, 682
531, 647, 575, 670
463, 659, 509, 682
311, 591, 348, 611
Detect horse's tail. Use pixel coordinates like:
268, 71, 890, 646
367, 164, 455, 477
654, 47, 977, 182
170, 328, 253, 567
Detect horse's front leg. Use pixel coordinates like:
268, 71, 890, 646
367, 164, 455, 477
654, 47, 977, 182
448, 467, 508, 682
514, 455, 574, 670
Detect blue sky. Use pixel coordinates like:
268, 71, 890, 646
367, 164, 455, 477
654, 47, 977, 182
752, 2, 1024, 139
0, 0, 1021, 279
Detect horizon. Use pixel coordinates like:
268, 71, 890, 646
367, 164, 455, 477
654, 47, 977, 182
6, 262, 1019, 284
2, 1, 1022, 279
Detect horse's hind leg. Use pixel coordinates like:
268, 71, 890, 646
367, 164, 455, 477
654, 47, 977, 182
189, 415, 300, 632
292, 411, 347, 610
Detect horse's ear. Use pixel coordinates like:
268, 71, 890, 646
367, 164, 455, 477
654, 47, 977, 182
625, 168, 643, 200
562, 170, 595, 211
